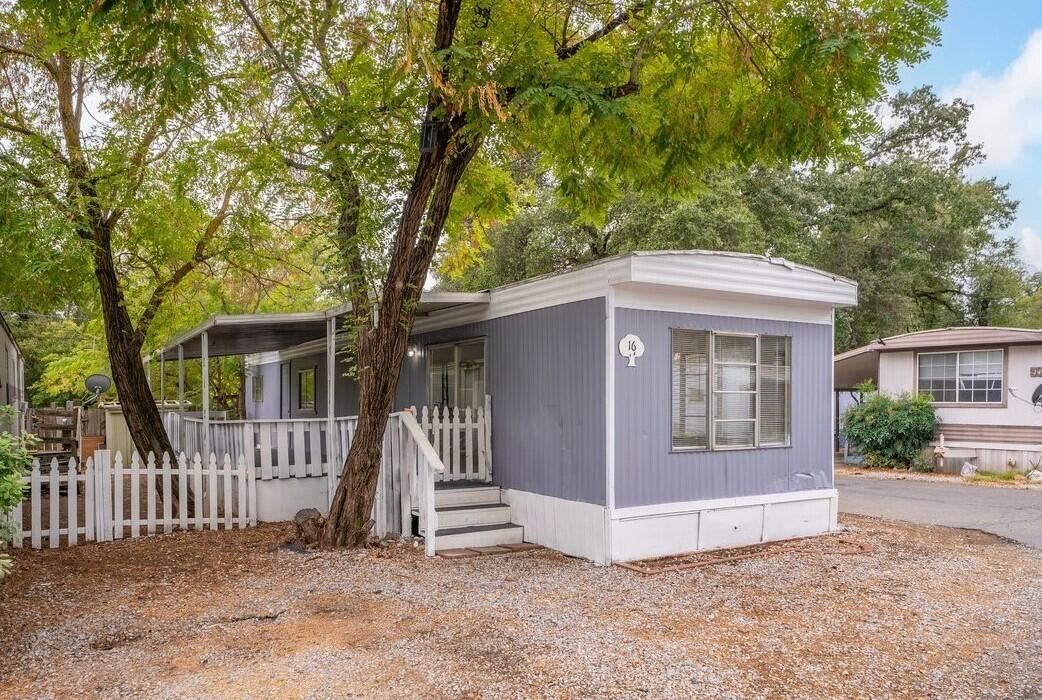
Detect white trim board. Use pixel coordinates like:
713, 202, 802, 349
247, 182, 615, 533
612, 488, 838, 521
610, 489, 838, 563
612, 283, 835, 324
500, 488, 610, 565
931, 440, 1042, 452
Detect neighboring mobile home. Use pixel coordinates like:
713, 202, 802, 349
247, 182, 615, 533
158, 251, 856, 563
0, 312, 25, 433
835, 327, 1042, 472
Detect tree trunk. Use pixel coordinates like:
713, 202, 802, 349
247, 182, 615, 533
322, 133, 481, 547
91, 228, 190, 508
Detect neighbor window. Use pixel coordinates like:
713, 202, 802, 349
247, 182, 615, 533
252, 374, 264, 403
917, 350, 1003, 404
671, 330, 791, 450
298, 367, 316, 411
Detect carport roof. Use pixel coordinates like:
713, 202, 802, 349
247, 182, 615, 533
156, 292, 490, 361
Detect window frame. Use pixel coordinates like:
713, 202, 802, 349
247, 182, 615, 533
915, 348, 1006, 406
251, 373, 264, 403
297, 366, 317, 413
670, 329, 791, 453
426, 336, 487, 410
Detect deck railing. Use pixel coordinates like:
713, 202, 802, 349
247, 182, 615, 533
418, 398, 492, 482
164, 395, 491, 485
397, 409, 445, 555
161, 400, 489, 553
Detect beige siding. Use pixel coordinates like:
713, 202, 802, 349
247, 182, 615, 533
878, 351, 914, 395
933, 345, 1042, 427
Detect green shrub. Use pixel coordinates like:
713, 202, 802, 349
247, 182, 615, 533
842, 381, 937, 469
0, 407, 34, 579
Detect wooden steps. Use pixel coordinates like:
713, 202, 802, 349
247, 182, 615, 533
427, 482, 524, 551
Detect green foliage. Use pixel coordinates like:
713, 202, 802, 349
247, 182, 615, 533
968, 469, 1016, 484
842, 390, 937, 468
0, 406, 35, 578
443, 87, 1026, 353
1, 0, 948, 419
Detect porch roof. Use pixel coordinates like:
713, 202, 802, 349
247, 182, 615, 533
156, 292, 490, 360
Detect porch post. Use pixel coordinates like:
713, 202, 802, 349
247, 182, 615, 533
326, 316, 337, 506
177, 344, 185, 409
202, 331, 210, 460
159, 352, 165, 409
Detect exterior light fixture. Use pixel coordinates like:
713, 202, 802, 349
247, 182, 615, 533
419, 118, 439, 153
407, 346, 418, 358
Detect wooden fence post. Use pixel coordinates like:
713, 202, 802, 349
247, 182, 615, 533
93, 450, 113, 543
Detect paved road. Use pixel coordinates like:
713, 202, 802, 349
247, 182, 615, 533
837, 475, 1042, 549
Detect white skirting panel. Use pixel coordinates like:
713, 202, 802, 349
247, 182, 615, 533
501, 488, 610, 565
255, 477, 329, 522
610, 489, 838, 563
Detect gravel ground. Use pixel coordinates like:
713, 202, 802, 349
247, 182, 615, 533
3, 515, 1042, 699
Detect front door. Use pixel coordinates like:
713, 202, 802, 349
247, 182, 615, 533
428, 338, 486, 411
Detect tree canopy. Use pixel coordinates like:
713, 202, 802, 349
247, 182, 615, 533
444, 87, 1027, 350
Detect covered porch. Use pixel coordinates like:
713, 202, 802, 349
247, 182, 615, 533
150, 295, 498, 553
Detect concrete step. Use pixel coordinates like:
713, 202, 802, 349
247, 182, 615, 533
436, 502, 512, 529
434, 484, 500, 508
434, 523, 524, 550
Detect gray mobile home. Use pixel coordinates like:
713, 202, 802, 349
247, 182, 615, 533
158, 251, 856, 563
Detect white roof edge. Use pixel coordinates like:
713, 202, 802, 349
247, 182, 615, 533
626, 250, 858, 288
622, 252, 857, 307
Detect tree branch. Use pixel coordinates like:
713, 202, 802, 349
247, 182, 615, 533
557, 0, 651, 60
133, 182, 238, 341
236, 0, 332, 140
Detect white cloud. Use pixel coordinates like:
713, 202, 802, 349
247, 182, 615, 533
1020, 227, 1042, 270
944, 29, 1042, 168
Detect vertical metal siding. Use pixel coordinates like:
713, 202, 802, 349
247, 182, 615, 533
249, 352, 360, 420
613, 307, 833, 509
404, 298, 607, 505
246, 361, 283, 420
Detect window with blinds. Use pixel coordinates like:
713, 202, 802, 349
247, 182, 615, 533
758, 335, 791, 446
671, 330, 710, 449
671, 330, 791, 450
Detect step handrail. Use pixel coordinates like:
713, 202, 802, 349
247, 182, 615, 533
398, 409, 445, 555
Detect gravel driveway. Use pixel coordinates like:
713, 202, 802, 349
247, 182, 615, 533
838, 474, 1042, 548
3, 516, 1042, 699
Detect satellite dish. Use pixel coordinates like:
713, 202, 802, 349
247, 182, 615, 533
1031, 383, 1042, 408
85, 374, 112, 395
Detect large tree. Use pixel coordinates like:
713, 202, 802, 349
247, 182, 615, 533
0, 2, 269, 465
447, 87, 1022, 351
229, 0, 943, 546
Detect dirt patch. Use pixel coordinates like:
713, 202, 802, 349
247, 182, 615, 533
2, 516, 1042, 699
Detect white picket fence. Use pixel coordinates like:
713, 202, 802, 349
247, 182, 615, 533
164, 397, 492, 485
5, 450, 255, 550
418, 402, 492, 482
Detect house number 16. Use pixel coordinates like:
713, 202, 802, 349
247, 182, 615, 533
619, 334, 645, 367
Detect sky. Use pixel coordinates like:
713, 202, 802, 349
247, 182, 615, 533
897, 1, 1042, 269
